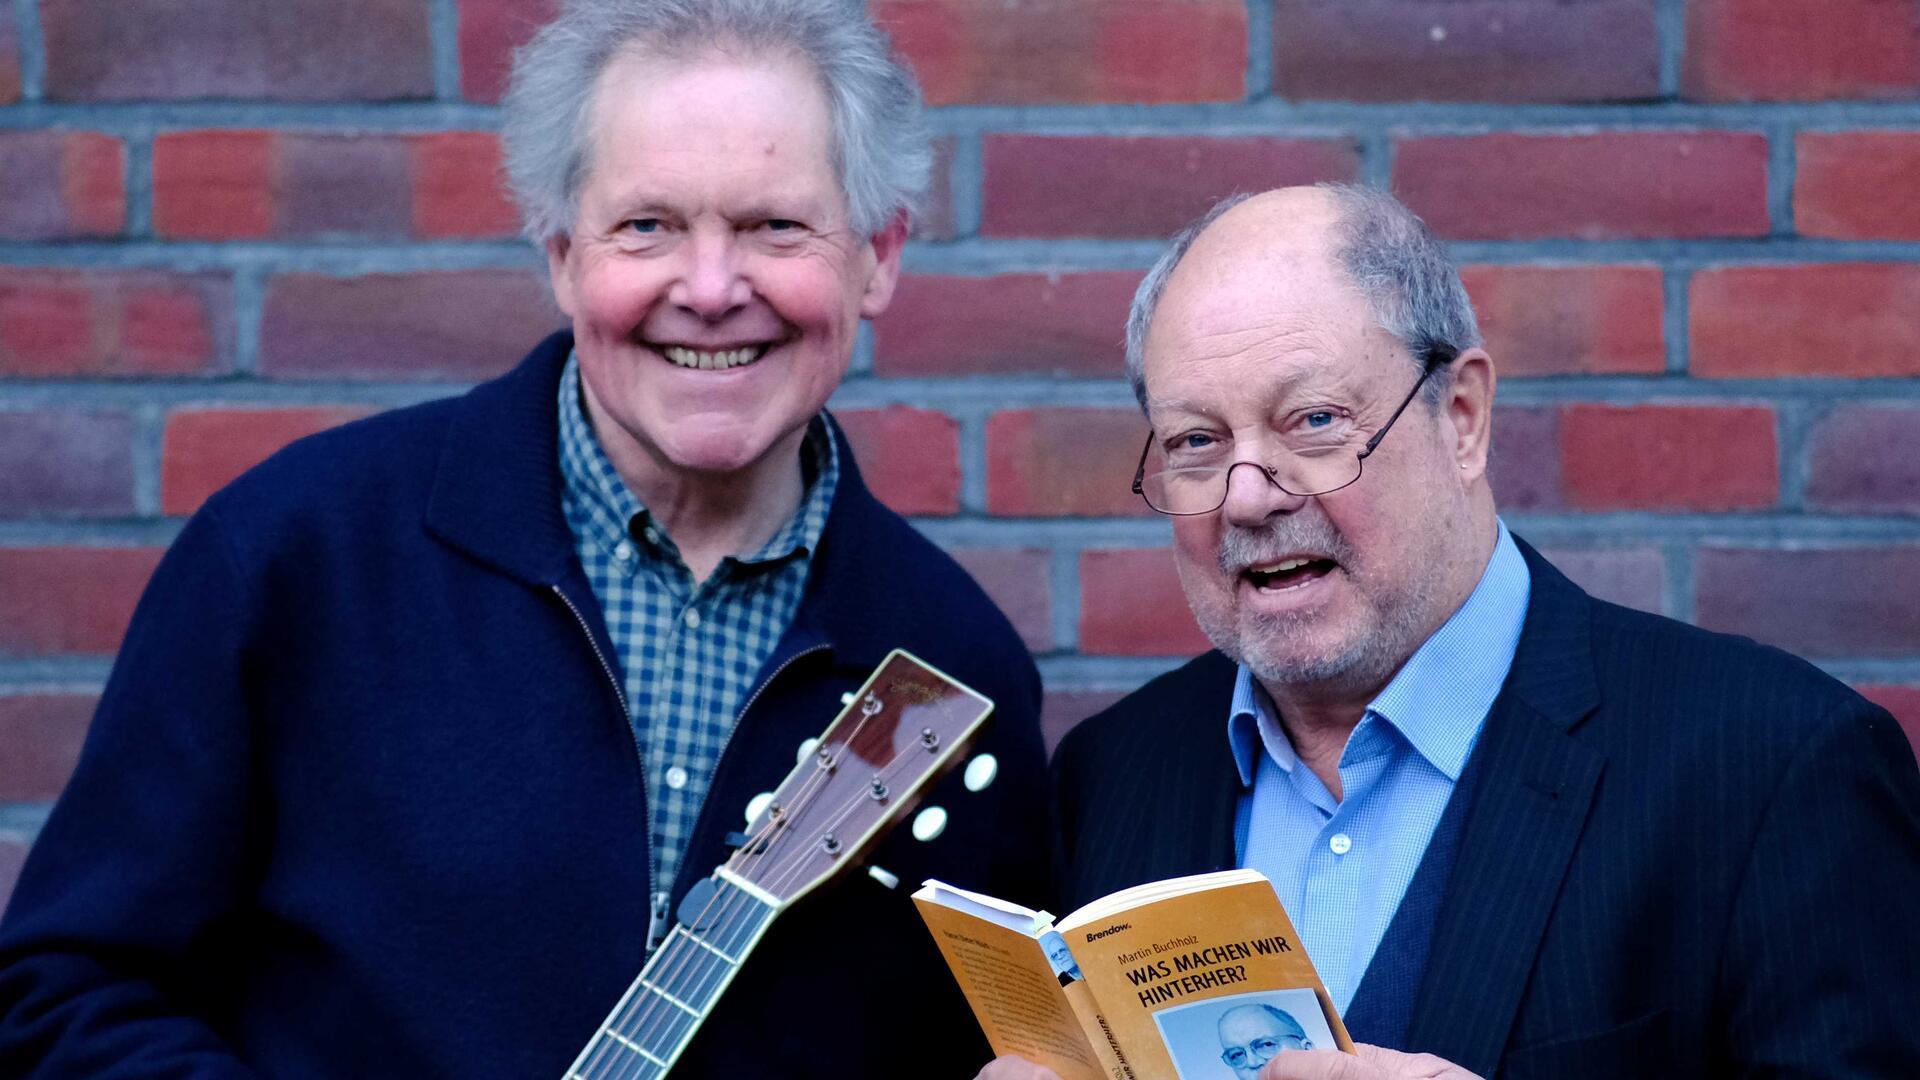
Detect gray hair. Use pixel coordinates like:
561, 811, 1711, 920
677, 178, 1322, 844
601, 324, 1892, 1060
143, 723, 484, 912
1123, 182, 1482, 412
501, 0, 931, 244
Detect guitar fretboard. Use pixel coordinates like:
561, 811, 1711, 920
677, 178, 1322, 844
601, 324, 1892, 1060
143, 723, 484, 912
567, 874, 777, 1079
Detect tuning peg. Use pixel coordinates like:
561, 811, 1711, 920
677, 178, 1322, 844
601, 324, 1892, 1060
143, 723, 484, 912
963, 753, 998, 792
840, 692, 856, 706
911, 805, 948, 842
867, 865, 900, 890
744, 791, 775, 825
796, 737, 820, 764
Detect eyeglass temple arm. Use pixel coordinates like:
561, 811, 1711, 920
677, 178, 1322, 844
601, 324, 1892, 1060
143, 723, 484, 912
1357, 340, 1458, 461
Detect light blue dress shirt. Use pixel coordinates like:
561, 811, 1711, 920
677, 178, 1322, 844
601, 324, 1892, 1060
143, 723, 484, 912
1228, 522, 1530, 1014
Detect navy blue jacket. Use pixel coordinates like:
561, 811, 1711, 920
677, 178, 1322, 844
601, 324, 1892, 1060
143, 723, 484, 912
0, 332, 1048, 1078
1052, 541, 1920, 1078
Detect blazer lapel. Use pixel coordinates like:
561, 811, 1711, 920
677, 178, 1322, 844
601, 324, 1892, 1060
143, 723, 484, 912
1403, 542, 1605, 1074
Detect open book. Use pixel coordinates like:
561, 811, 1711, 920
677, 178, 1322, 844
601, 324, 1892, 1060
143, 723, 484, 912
913, 870, 1352, 1080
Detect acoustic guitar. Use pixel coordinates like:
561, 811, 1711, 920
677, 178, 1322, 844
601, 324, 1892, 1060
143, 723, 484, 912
561, 649, 1000, 1078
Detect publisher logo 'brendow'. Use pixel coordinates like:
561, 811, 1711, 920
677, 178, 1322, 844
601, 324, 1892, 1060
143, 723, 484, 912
1085, 922, 1132, 943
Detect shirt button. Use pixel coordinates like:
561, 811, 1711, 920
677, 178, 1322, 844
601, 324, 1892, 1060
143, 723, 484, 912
612, 542, 633, 562
665, 766, 689, 790
1328, 833, 1353, 856
643, 527, 661, 546
683, 609, 701, 629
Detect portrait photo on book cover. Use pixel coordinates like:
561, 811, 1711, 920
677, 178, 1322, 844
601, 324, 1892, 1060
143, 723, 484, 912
1152, 987, 1336, 1079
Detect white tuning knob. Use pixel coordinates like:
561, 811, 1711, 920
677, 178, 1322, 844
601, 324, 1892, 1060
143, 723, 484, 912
744, 791, 775, 825
840, 691, 856, 705
963, 753, 999, 792
868, 865, 900, 890
911, 806, 948, 842
796, 737, 820, 764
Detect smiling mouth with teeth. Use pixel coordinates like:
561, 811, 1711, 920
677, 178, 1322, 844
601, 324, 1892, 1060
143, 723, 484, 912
1244, 556, 1338, 591
659, 343, 773, 371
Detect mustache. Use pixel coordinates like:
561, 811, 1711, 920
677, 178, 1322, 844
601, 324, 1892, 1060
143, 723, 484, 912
1216, 517, 1354, 576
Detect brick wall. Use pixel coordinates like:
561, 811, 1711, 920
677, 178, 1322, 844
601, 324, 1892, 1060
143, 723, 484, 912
3, 0, 1919, 911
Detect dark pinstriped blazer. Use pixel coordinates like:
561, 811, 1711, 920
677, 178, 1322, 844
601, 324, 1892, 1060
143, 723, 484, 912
1051, 539, 1920, 1078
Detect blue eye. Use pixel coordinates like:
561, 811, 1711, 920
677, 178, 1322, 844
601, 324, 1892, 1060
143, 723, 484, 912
1306, 411, 1334, 428
1181, 433, 1215, 449
765, 219, 801, 231
624, 219, 660, 234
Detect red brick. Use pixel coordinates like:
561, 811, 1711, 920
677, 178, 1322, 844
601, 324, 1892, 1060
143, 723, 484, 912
1042, 689, 1126, 753
0, 694, 97, 801
833, 406, 962, 516
1685, 0, 1920, 102
1272, 0, 1659, 103
1695, 547, 1920, 658
0, 132, 125, 240
161, 407, 375, 516
1794, 132, 1920, 241
1078, 548, 1211, 656
1460, 264, 1665, 376
1487, 406, 1560, 511
1560, 404, 1777, 512
458, 0, 558, 103
152, 132, 275, 240
949, 548, 1051, 653
259, 271, 560, 380
412, 132, 521, 240
41, 0, 432, 101
1536, 547, 1665, 616
0, 410, 136, 517
1690, 265, 1920, 379
0, 16, 19, 104
276, 135, 413, 238
0, 269, 228, 378
1856, 685, 1920, 761
875, 0, 1248, 105
1805, 406, 1920, 514
874, 272, 1140, 377
1393, 132, 1770, 240
0, 837, 26, 922
0, 547, 164, 657
986, 408, 1153, 517
982, 135, 1358, 239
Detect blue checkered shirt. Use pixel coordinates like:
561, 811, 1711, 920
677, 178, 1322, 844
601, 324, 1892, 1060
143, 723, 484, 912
556, 354, 837, 913
1228, 521, 1530, 1014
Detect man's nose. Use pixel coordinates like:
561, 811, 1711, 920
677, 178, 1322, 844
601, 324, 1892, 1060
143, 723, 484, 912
1220, 458, 1305, 528
668, 233, 750, 319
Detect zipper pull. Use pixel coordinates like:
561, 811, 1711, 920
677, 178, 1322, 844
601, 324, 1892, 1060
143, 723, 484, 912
647, 890, 671, 952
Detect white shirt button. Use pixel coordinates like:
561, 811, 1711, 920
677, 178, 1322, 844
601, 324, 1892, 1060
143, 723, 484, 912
644, 527, 661, 546
1328, 833, 1353, 856
683, 609, 702, 629
612, 542, 633, 561
665, 766, 689, 790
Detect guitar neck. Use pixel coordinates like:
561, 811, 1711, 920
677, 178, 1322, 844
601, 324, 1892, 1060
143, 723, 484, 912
564, 869, 780, 1079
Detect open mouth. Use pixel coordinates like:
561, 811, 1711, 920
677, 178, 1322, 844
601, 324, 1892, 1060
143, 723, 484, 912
1242, 556, 1338, 592
655, 342, 776, 371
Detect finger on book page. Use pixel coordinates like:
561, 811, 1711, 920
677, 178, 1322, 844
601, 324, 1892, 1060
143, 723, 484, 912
973, 1053, 1065, 1080
1258, 1044, 1482, 1080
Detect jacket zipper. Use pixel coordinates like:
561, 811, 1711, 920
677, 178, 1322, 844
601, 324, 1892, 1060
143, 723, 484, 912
550, 584, 662, 949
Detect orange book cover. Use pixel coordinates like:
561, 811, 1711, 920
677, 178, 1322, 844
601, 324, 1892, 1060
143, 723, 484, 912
915, 870, 1352, 1079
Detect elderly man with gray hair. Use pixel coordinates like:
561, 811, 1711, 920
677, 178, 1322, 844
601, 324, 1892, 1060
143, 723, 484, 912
982, 183, 1920, 1080
0, 2, 1046, 1076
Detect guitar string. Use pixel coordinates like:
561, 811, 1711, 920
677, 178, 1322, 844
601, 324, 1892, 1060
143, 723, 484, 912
604, 703, 914, 1076
601, 696, 921, 1073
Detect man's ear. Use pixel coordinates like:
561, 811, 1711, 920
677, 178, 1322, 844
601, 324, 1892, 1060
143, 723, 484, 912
546, 234, 577, 319
1445, 347, 1496, 483
857, 211, 910, 319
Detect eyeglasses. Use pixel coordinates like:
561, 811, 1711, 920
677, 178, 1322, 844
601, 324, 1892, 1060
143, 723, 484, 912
1131, 343, 1456, 517
1220, 1032, 1312, 1069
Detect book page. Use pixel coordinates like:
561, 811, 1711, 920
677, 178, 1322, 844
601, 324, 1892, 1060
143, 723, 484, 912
914, 894, 1107, 1080
1059, 877, 1353, 1077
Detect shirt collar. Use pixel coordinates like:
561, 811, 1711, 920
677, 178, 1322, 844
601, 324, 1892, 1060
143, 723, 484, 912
555, 351, 839, 569
1226, 521, 1531, 786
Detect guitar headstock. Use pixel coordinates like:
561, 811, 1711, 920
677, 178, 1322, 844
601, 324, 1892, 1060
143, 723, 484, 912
724, 649, 993, 908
